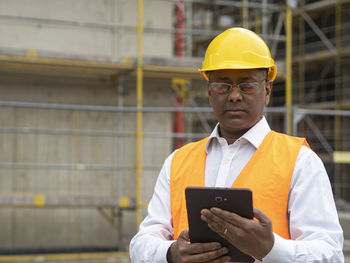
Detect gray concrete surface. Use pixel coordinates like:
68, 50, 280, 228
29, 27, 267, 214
0, 0, 172, 58
0, 73, 173, 249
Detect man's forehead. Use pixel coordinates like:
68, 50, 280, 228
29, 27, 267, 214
209, 69, 266, 80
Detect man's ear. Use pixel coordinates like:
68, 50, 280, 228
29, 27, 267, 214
264, 81, 273, 106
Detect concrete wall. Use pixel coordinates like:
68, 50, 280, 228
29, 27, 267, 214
0, 0, 173, 58
0, 0, 175, 252
0, 71, 173, 250
0, 0, 174, 250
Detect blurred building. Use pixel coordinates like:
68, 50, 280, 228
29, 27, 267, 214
0, 0, 349, 262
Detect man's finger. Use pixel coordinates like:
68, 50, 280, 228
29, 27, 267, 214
201, 209, 228, 232
209, 207, 249, 227
253, 207, 271, 225
188, 247, 230, 263
178, 229, 223, 255
201, 209, 242, 241
179, 228, 190, 241
187, 242, 223, 254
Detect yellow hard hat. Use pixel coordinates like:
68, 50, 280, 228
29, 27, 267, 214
199, 27, 277, 81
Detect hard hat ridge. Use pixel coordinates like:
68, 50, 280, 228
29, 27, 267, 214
199, 27, 277, 81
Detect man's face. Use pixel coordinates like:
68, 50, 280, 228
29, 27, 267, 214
208, 69, 272, 139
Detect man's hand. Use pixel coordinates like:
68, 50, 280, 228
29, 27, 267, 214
200, 207, 274, 261
166, 229, 231, 263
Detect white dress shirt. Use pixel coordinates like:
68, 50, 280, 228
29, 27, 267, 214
130, 117, 344, 263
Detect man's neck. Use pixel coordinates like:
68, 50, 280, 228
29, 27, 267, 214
217, 117, 264, 145
218, 126, 250, 145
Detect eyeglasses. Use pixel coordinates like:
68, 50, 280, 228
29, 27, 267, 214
209, 81, 265, 94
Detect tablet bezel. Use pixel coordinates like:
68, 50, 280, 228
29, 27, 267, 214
185, 187, 254, 262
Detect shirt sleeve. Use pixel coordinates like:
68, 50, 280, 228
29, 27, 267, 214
262, 146, 344, 263
129, 152, 176, 263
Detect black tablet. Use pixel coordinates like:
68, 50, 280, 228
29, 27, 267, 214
185, 187, 254, 262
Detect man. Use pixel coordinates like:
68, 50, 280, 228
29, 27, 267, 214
130, 28, 344, 262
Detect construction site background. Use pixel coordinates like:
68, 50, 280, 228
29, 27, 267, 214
0, 0, 349, 262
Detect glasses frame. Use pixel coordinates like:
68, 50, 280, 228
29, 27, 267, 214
208, 79, 268, 95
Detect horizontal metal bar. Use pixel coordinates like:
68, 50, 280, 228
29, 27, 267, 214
296, 108, 350, 117
0, 100, 213, 112
0, 252, 130, 262
0, 14, 135, 30
0, 162, 128, 171
0, 127, 208, 139
0, 162, 161, 171
0, 194, 124, 208
160, 0, 282, 10
145, 132, 209, 139
264, 106, 286, 113
0, 127, 132, 137
0, 100, 286, 113
334, 151, 350, 164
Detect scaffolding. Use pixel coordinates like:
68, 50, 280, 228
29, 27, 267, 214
0, 0, 350, 262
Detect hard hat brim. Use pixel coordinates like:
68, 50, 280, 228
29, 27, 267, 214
199, 65, 277, 82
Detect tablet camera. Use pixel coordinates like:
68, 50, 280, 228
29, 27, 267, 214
214, 196, 223, 202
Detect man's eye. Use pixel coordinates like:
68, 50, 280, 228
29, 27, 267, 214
216, 85, 229, 93
240, 83, 258, 93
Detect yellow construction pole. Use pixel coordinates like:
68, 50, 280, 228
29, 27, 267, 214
285, 5, 293, 135
242, 0, 249, 28
255, 13, 261, 34
136, 0, 144, 228
298, 0, 305, 106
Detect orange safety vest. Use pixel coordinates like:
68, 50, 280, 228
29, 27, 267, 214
170, 130, 309, 240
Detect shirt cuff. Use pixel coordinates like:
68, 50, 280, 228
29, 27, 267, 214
155, 240, 176, 263
261, 233, 295, 263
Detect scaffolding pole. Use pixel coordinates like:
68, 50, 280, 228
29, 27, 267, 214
136, 0, 144, 228
285, 5, 293, 135
298, 0, 305, 106
242, 0, 249, 29
334, 0, 342, 196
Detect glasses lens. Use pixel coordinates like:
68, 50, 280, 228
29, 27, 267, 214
238, 83, 260, 93
210, 83, 231, 94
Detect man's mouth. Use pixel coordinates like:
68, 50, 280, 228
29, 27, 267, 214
225, 108, 245, 112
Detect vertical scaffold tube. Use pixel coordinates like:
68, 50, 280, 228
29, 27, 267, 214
136, 0, 144, 228
285, 5, 292, 135
242, 0, 249, 29
334, 0, 342, 193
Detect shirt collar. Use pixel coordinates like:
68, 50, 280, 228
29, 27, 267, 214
205, 116, 271, 152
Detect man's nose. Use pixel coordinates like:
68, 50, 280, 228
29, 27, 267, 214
228, 85, 243, 102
